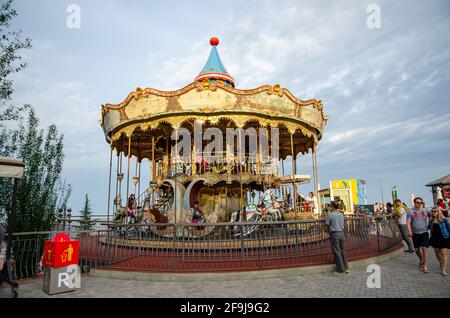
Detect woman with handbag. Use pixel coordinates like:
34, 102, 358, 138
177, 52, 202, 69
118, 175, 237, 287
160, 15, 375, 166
429, 206, 450, 276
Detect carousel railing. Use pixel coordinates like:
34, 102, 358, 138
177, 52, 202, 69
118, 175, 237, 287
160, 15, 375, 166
2, 228, 109, 280
5, 216, 402, 279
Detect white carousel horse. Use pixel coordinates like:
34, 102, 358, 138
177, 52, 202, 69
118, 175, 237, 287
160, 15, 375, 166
244, 189, 283, 222
229, 189, 282, 224
228, 189, 283, 236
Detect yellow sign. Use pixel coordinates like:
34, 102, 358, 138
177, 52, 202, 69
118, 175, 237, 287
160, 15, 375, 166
332, 179, 359, 205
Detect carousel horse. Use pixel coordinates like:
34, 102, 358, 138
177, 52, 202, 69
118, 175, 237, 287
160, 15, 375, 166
140, 192, 172, 224
227, 189, 283, 236
244, 189, 283, 222
184, 209, 219, 237
113, 194, 147, 230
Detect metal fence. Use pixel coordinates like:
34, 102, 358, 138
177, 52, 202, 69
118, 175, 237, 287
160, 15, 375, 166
4, 216, 402, 279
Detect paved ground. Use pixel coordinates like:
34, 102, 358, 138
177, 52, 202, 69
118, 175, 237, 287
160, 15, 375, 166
1, 251, 449, 298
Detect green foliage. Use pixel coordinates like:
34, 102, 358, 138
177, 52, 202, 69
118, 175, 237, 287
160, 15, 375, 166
0, 0, 69, 233
0, 109, 71, 232
79, 193, 93, 230
0, 0, 31, 104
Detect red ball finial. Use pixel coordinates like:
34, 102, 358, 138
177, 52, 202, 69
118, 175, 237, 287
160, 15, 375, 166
210, 37, 219, 46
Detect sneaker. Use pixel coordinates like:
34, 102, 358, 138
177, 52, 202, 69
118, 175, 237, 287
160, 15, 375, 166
345, 269, 351, 273
408, 249, 415, 253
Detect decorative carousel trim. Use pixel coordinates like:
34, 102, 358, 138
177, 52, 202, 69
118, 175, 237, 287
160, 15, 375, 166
109, 111, 319, 142
100, 81, 328, 122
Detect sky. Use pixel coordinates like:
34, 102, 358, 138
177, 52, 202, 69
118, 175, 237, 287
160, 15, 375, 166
8, 0, 450, 215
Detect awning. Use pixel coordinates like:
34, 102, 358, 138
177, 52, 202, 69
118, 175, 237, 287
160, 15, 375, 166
0, 157, 25, 179
426, 174, 450, 187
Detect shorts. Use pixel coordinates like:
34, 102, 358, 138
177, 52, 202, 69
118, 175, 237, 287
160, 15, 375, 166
412, 232, 430, 248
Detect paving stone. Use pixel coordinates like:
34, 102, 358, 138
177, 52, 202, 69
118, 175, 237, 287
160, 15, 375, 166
0, 252, 448, 298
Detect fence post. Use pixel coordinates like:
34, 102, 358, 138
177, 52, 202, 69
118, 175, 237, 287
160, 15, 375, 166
138, 228, 142, 257
107, 228, 112, 266
257, 224, 261, 269
173, 224, 177, 271
35, 236, 41, 278
284, 222, 289, 258
294, 221, 300, 257
240, 224, 245, 267
376, 217, 381, 252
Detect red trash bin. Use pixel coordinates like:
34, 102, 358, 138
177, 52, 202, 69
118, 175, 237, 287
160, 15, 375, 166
43, 233, 79, 268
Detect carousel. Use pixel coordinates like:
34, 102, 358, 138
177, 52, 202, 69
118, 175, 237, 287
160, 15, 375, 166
99, 37, 328, 238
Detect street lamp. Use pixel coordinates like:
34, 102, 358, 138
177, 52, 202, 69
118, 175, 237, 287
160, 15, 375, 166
67, 208, 72, 231
57, 209, 63, 228
58, 205, 72, 231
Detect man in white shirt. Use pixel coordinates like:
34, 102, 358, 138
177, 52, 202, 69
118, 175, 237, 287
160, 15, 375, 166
394, 199, 414, 253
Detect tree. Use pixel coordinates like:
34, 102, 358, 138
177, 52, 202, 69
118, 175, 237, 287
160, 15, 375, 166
0, 0, 32, 121
79, 194, 93, 231
0, 0, 70, 232
0, 1, 70, 279
0, 109, 71, 232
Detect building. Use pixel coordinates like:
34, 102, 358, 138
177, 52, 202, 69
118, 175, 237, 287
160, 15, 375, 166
426, 174, 450, 205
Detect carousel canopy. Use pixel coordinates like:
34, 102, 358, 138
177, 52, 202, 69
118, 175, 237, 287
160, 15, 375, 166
194, 37, 235, 87
100, 37, 328, 160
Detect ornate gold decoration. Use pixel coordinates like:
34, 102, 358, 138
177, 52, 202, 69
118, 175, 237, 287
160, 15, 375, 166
203, 172, 221, 185
100, 81, 327, 121
174, 174, 186, 184
240, 173, 253, 184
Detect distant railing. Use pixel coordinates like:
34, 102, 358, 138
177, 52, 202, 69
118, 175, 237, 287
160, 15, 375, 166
4, 216, 402, 279
153, 152, 279, 179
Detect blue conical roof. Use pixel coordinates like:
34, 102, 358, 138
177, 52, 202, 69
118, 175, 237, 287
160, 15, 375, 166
195, 37, 235, 87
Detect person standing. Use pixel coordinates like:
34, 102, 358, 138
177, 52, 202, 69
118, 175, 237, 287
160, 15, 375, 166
394, 199, 414, 253
337, 198, 346, 213
325, 200, 348, 274
308, 191, 319, 217
429, 206, 450, 276
437, 199, 449, 218
386, 202, 394, 214
406, 197, 432, 273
